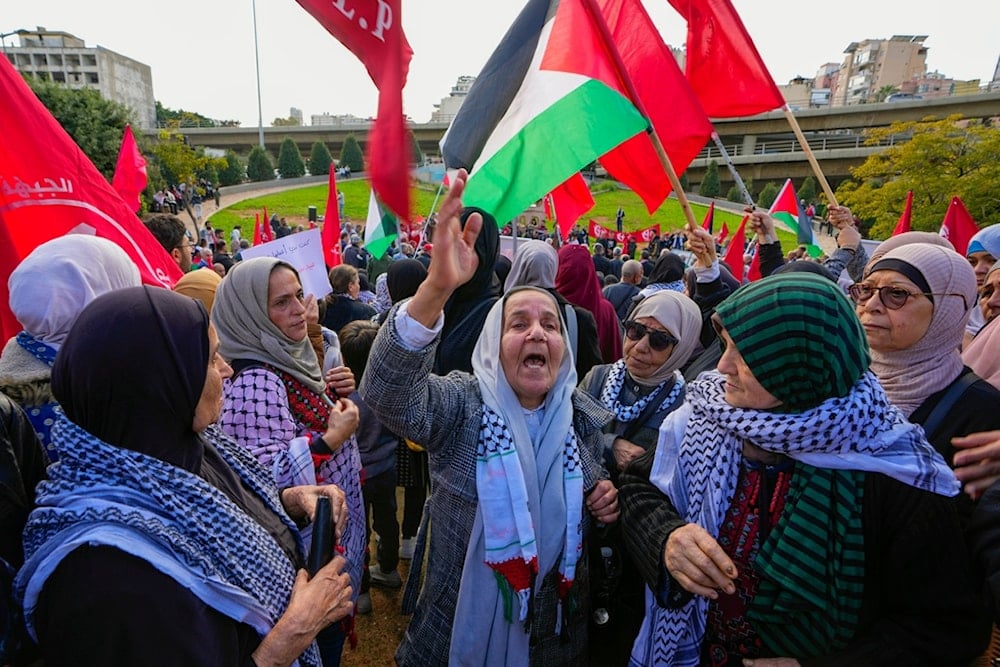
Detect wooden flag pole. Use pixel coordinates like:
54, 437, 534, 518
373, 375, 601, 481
782, 105, 838, 207
580, 0, 701, 232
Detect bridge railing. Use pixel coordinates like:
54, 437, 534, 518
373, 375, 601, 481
697, 133, 907, 160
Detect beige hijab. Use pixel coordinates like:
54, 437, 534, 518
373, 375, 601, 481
627, 291, 702, 387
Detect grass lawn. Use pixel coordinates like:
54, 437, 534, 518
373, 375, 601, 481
209, 179, 798, 252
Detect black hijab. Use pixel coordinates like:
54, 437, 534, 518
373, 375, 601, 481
52, 286, 210, 473
386, 258, 428, 303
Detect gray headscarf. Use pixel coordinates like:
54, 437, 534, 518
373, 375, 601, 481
627, 291, 702, 387
211, 257, 324, 393
503, 240, 558, 292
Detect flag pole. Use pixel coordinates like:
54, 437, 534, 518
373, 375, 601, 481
710, 132, 755, 207
580, 0, 700, 232
782, 105, 838, 207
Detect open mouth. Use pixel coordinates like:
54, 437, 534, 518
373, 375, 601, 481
524, 353, 547, 368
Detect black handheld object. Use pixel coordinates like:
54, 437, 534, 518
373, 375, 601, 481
307, 496, 333, 576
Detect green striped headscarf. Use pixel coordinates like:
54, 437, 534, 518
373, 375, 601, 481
715, 273, 870, 413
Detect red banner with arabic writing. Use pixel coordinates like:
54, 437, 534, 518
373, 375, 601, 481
587, 219, 660, 244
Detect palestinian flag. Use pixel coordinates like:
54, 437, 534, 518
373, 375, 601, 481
440, 0, 649, 226
770, 179, 821, 258
365, 189, 397, 260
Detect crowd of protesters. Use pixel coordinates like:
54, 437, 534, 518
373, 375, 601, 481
3, 170, 1000, 667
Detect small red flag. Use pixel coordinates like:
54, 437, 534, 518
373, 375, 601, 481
701, 201, 715, 233
667, 0, 785, 117
550, 174, 596, 241
253, 212, 263, 246
939, 196, 979, 256
111, 124, 147, 213
746, 242, 762, 282
891, 190, 913, 236
722, 215, 749, 283
322, 165, 342, 268
295, 0, 412, 222
0, 57, 181, 342
261, 206, 274, 243
717, 220, 730, 245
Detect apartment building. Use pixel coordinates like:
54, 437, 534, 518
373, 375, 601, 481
833, 35, 929, 106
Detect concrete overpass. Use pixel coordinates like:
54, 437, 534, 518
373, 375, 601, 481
147, 92, 1000, 189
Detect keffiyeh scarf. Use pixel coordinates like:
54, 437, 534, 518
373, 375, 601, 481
598, 361, 684, 422
16, 418, 319, 666
477, 405, 583, 626
14, 332, 62, 461
629, 371, 957, 666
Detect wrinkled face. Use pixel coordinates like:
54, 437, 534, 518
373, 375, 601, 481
268, 267, 308, 342
623, 316, 676, 380
854, 270, 933, 352
982, 270, 1000, 324
192, 325, 233, 432
499, 291, 565, 409
969, 251, 996, 288
714, 322, 782, 410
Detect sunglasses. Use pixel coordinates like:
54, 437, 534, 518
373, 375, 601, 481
848, 283, 967, 310
624, 320, 678, 351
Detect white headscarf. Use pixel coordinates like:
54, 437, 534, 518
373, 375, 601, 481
8, 235, 141, 348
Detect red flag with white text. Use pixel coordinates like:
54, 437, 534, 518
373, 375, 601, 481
666, 0, 785, 117
322, 165, 342, 268
0, 56, 181, 342
111, 124, 147, 213
939, 196, 979, 256
295, 0, 413, 222
891, 190, 913, 237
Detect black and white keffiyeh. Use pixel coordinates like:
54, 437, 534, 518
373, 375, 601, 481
599, 360, 684, 422
629, 371, 958, 667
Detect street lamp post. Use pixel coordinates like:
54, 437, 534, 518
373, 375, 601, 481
251, 0, 265, 148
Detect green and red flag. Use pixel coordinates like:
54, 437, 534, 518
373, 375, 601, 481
770, 179, 821, 258
364, 188, 397, 261
441, 0, 711, 226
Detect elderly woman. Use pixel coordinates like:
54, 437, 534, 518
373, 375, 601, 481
15, 287, 353, 666
505, 239, 603, 379
578, 289, 701, 664
620, 273, 988, 665
360, 171, 618, 665
851, 243, 1000, 504
0, 235, 141, 460
212, 258, 363, 666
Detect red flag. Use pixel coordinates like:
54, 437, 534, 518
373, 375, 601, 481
253, 212, 263, 246
261, 206, 274, 243
939, 196, 979, 256
0, 56, 182, 342
722, 215, 749, 282
111, 124, 147, 213
700, 201, 715, 232
543, 194, 554, 222
746, 242, 762, 281
322, 165, 342, 268
550, 174, 596, 240
588, 219, 612, 240
296, 0, 412, 222
591, 0, 713, 213
717, 220, 730, 245
629, 224, 661, 244
891, 190, 913, 236
667, 0, 785, 117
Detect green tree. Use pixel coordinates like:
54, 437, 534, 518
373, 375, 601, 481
798, 176, 818, 204
698, 160, 721, 197
277, 137, 306, 178
408, 130, 423, 165
340, 134, 364, 172
726, 184, 743, 203
836, 115, 1000, 238
28, 77, 135, 178
155, 101, 236, 128
309, 142, 334, 178
679, 173, 690, 193
272, 116, 301, 127
148, 130, 204, 187
247, 145, 275, 182
757, 182, 779, 208
219, 150, 245, 186
875, 85, 899, 103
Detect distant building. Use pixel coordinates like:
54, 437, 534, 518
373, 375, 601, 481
778, 76, 812, 110
4, 27, 156, 128
992, 55, 1000, 92
289, 107, 303, 125
833, 35, 929, 106
430, 75, 476, 124
310, 112, 371, 128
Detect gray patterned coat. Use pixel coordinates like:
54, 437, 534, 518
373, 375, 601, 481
360, 310, 613, 666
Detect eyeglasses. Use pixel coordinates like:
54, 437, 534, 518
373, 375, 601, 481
848, 283, 967, 310
624, 320, 678, 351
175, 243, 196, 252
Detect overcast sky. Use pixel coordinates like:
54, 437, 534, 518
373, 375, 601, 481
5, 1, 997, 127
